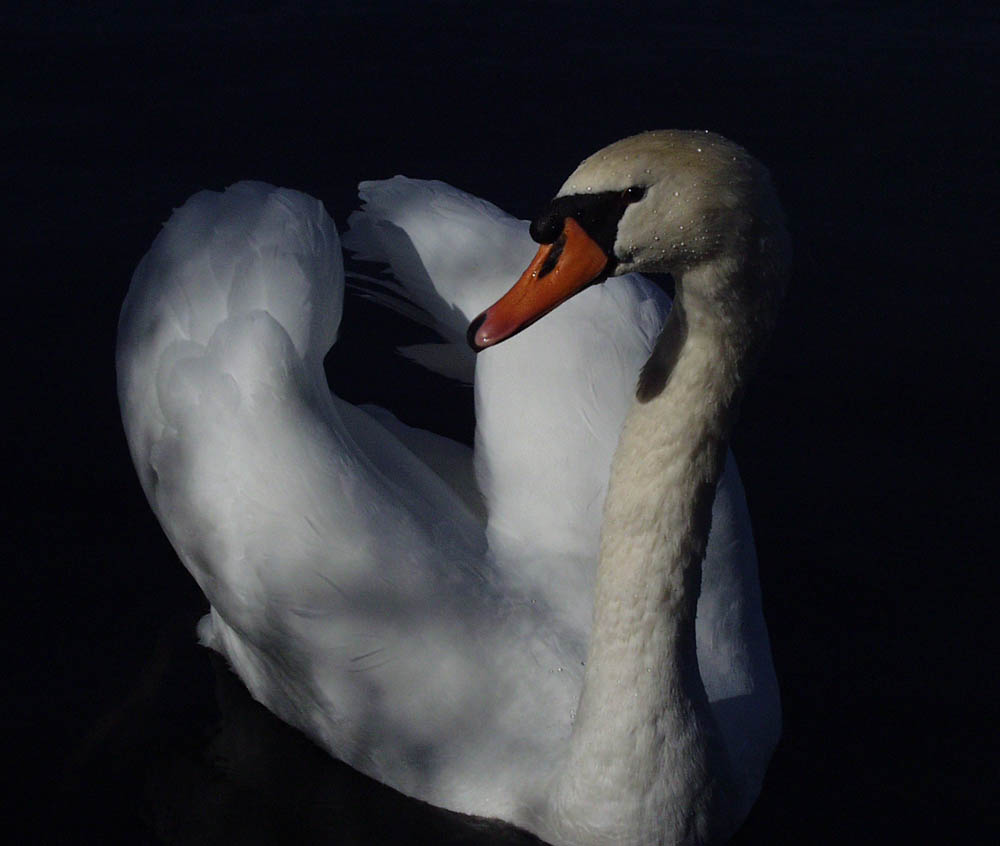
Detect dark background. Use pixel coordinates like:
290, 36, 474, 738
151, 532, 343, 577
6, 2, 996, 843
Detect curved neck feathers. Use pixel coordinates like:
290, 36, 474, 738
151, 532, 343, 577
545, 260, 775, 844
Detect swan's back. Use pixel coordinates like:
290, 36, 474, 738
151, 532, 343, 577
118, 179, 779, 829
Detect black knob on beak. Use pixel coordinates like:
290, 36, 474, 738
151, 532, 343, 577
529, 210, 564, 244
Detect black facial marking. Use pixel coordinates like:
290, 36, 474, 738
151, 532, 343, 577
529, 186, 646, 271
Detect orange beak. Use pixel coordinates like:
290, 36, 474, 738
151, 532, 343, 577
468, 217, 609, 350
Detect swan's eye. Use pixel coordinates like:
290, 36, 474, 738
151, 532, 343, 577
623, 186, 645, 203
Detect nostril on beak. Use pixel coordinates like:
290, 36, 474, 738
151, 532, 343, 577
537, 233, 565, 278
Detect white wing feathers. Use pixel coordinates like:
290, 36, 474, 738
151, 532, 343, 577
344, 177, 538, 383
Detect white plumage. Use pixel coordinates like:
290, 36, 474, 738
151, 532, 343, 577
118, 131, 783, 845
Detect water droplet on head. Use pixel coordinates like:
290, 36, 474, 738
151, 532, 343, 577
644, 167, 651, 174
673, 190, 679, 197
696, 147, 702, 153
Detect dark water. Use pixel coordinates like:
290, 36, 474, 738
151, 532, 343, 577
7, 2, 996, 842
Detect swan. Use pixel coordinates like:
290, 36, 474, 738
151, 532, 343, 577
117, 130, 788, 845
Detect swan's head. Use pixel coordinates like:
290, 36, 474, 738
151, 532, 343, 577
468, 130, 789, 350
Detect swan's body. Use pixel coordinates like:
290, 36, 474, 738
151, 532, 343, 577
118, 131, 787, 845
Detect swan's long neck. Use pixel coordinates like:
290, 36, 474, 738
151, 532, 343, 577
542, 261, 774, 845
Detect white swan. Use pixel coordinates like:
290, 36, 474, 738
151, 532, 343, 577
117, 130, 787, 845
